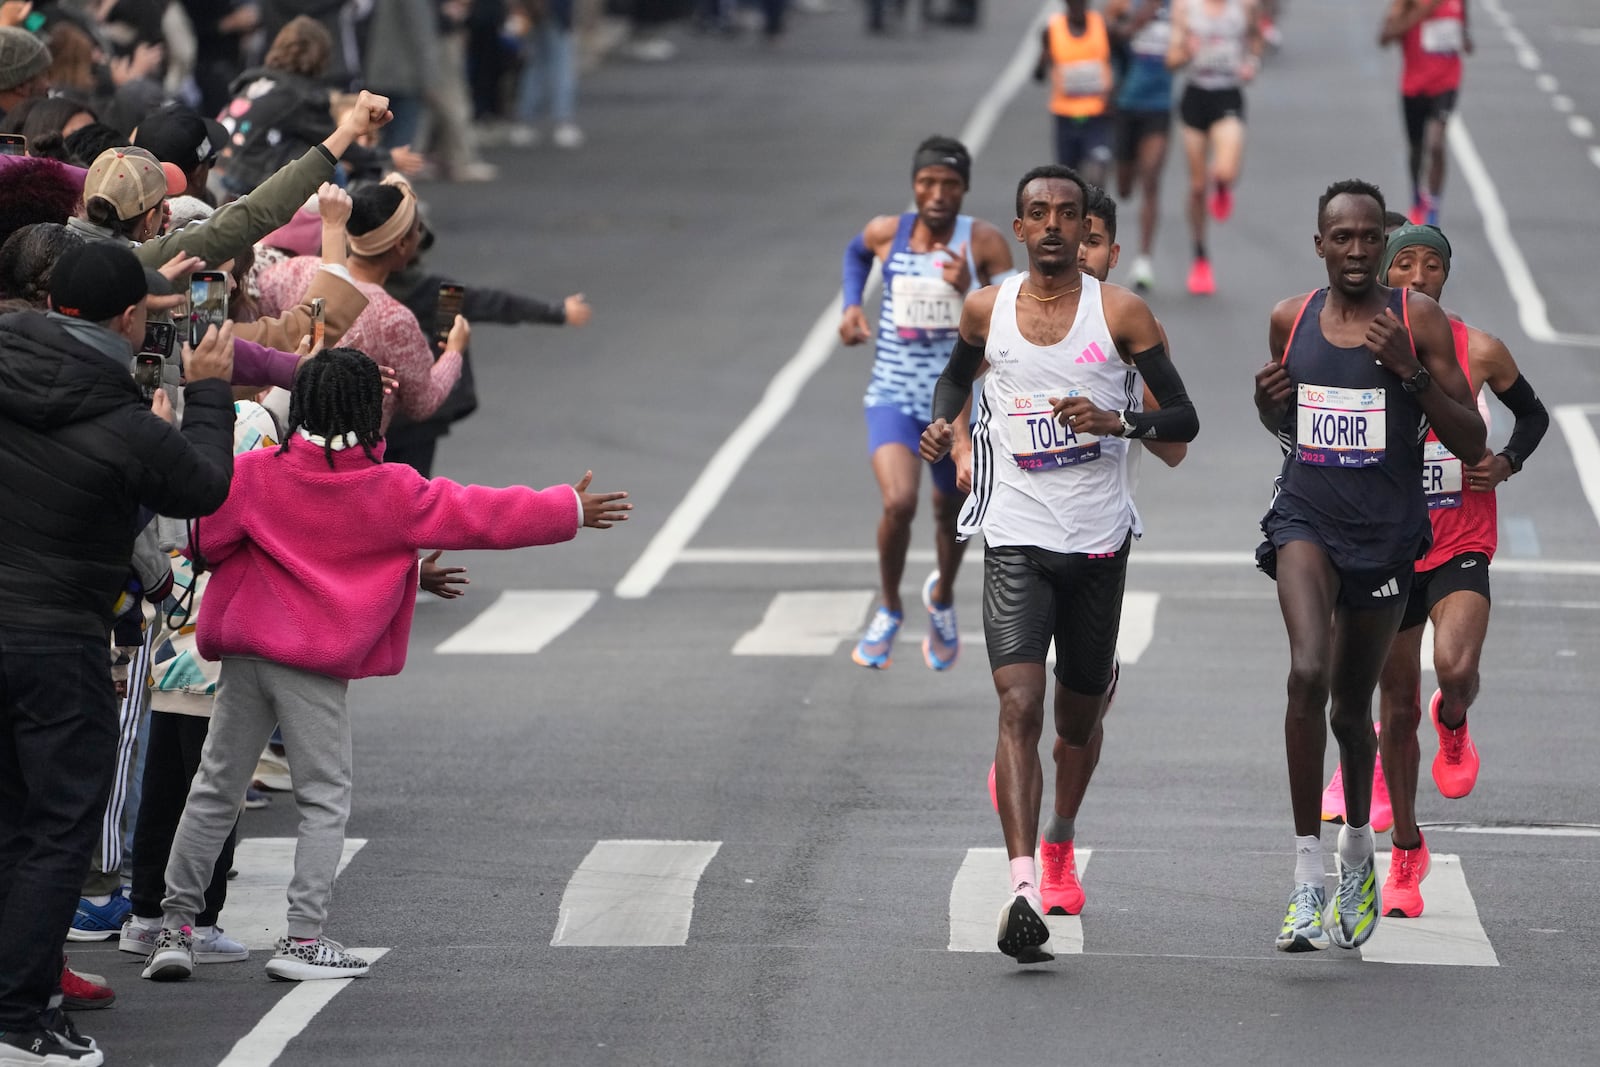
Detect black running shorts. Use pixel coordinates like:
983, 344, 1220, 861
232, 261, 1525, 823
1256, 523, 1416, 612
1179, 85, 1245, 132
1400, 551, 1491, 631
1113, 109, 1171, 163
982, 536, 1130, 693
1402, 89, 1458, 150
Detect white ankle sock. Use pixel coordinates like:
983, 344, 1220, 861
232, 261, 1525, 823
1339, 823, 1375, 866
1293, 835, 1322, 885
84, 894, 113, 907
192, 925, 214, 940
1009, 855, 1037, 894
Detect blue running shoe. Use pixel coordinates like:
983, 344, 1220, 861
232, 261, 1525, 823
920, 571, 959, 671
69, 891, 131, 942
851, 607, 902, 669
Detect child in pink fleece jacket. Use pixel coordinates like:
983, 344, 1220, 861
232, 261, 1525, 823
145, 347, 629, 985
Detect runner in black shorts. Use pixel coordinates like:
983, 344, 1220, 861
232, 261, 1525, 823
1252, 180, 1483, 954
1166, 0, 1262, 295
1106, 0, 1176, 290
1399, 550, 1486, 631
982, 538, 1129, 692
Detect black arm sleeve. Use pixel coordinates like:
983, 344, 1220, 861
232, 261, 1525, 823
462, 286, 566, 326
931, 336, 986, 423
1493, 373, 1549, 471
1122, 343, 1200, 442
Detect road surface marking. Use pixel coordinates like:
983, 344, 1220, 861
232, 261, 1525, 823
732, 591, 875, 655
1361, 854, 1498, 967
226, 838, 366, 950
675, 547, 1600, 577
215, 949, 389, 1067
553, 840, 722, 946
435, 590, 598, 654
949, 847, 1093, 954
1553, 406, 1600, 532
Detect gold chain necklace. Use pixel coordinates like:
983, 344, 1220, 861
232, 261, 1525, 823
1019, 281, 1081, 302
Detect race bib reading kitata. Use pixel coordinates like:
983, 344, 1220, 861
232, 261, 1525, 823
890, 274, 961, 336
1296, 384, 1387, 467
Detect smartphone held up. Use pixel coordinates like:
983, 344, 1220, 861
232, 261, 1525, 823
435, 283, 465, 350
188, 270, 228, 347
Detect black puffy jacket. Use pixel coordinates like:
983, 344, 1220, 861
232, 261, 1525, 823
0, 311, 235, 638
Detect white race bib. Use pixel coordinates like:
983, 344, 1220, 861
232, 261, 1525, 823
1193, 35, 1242, 77
1296, 384, 1387, 468
1420, 17, 1463, 55
1006, 389, 1102, 471
890, 274, 962, 335
1130, 18, 1171, 57
1423, 440, 1463, 510
1058, 59, 1106, 97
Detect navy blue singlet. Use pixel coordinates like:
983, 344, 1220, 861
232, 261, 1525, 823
1261, 287, 1432, 570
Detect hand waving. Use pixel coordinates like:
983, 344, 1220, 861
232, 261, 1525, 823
573, 471, 631, 529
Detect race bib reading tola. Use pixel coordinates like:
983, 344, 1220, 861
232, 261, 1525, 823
1007, 389, 1102, 471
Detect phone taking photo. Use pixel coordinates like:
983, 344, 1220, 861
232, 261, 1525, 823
188, 271, 228, 348
0, 134, 26, 157
134, 322, 174, 403
435, 283, 465, 350
309, 296, 326, 351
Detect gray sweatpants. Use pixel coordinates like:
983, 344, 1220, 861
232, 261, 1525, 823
162, 658, 351, 940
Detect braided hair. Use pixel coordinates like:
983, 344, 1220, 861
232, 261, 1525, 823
280, 346, 385, 469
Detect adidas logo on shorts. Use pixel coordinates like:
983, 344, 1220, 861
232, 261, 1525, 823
1371, 578, 1400, 598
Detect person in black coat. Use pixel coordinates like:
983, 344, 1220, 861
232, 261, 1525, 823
0, 243, 235, 1064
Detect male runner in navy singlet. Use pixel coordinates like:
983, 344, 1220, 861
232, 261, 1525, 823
1253, 179, 1484, 953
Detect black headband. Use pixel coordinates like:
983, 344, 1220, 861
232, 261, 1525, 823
912, 148, 970, 188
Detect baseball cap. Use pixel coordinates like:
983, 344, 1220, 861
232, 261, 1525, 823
84, 146, 186, 222
50, 242, 148, 322
134, 104, 228, 173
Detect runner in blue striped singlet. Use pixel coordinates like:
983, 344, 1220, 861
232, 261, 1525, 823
1251, 179, 1485, 955
839, 136, 1013, 672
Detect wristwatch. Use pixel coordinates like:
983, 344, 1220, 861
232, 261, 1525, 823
1401, 366, 1432, 394
1117, 409, 1137, 438
1498, 448, 1524, 475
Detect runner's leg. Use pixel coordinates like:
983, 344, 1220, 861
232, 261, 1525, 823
1275, 540, 1338, 836
1430, 589, 1488, 730
870, 443, 921, 616
1135, 123, 1169, 258
1329, 597, 1407, 829
1377, 625, 1426, 850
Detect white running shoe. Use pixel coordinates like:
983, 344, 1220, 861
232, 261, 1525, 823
265, 937, 370, 981
1131, 254, 1154, 291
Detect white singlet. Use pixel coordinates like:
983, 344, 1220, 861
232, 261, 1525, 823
958, 272, 1144, 554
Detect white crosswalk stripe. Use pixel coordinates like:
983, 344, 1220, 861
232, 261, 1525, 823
948, 847, 1093, 954
552, 840, 722, 946
226, 838, 367, 950
1361, 853, 1499, 967
732, 589, 1161, 661
539, 840, 1499, 965
732, 591, 874, 655
434, 590, 598, 654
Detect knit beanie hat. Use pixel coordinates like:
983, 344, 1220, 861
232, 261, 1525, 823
0, 27, 51, 94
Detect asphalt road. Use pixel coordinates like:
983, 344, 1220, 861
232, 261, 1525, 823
69, 2, 1600, 1064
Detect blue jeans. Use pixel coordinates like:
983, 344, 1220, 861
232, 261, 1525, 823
515, 21, 577, 126
0, 626, 118, 1029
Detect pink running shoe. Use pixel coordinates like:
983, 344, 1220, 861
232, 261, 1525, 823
1187, 258, 1215, 296
1383, 834, 1431, 918
987, 762, 998, 812
1321, 761, 1346, 824
1039, 839, 1085, 915
1370, 750, 1394, 834
1431, 689, 1481, 798
1209, 183, 1234, 222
